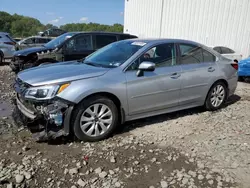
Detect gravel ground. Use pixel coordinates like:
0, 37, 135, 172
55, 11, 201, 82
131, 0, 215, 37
0, 65, 249, 188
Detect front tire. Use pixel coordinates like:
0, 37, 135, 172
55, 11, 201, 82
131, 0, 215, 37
205, 82, 227, 111
72, 96, 119, 142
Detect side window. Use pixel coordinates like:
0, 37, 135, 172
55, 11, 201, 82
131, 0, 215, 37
65, 35, 92, 52
96, 35, 117, 49
24, 38, 34, 44
37, 38, 48, 43
179, 44, 203, 64
128, 43, 176, 70
203, 49, 216, 62
213, 47, 222, 54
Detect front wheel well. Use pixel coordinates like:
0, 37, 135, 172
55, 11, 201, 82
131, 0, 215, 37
76, 92, 124, 123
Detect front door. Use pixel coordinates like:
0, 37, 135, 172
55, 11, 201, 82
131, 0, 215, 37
62, 34, 95, 61
178, 43, 218, 106
125, 43, 182, 115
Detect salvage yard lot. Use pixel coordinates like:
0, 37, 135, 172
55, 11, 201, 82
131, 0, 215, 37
0, 65, 250, 188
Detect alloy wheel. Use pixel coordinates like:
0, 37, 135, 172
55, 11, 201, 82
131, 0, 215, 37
210, 84, 225, 107
80, 103, 113, 137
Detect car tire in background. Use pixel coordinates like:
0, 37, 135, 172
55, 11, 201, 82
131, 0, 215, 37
205, 81, 227, 111
0, 52, 3, 64
72, 96, 119, 142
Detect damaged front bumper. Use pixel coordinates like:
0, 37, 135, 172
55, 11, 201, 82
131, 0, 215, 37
14, 94, 74, 141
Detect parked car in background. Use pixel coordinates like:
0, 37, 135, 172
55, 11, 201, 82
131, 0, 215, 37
13, 39, 238, 142
0, 32, 16, 64
10, 32, 138, 72
211, 46, 242, 61
16, 36, 53, 50
39, 28, 67, 37
238, 57, 250, 81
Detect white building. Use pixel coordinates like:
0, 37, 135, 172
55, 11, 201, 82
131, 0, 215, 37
124, 0, 250, 58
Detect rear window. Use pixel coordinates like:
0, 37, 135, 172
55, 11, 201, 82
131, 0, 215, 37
213, 47, 222, 54
220, 47, 234, 54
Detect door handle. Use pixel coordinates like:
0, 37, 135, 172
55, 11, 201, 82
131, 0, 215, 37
170, 72, 181, 79
208, 67, 215, 72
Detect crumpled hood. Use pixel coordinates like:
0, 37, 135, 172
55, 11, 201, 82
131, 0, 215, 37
14, 46, 51, 56
17, 61, 110, 86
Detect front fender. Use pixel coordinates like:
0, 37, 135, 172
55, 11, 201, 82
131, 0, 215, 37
57, 71, 129, 114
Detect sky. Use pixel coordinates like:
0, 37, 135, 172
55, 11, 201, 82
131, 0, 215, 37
0, 0, 125, 26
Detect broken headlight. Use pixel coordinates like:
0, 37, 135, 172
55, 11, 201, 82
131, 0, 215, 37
25, 83, 70, 100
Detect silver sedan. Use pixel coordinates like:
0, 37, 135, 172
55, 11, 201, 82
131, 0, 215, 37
14, 39, 238, 142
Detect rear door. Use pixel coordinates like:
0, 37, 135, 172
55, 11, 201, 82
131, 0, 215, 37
178, 43, 218, 106
62, 34, 94, 61
93, 34, 118, 50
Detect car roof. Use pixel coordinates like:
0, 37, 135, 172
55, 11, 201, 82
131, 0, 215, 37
119, 38, 203, 46
71, 31, 137, 36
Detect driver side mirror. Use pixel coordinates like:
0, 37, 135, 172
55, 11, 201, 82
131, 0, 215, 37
136, 61, 155, 77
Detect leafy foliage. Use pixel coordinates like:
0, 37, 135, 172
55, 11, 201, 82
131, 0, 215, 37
0, 11, 124, 38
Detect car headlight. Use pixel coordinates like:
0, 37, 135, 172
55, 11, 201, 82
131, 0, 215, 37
25, 83, 70, 100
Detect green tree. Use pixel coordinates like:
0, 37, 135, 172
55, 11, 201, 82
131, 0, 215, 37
0, 11, 124, 38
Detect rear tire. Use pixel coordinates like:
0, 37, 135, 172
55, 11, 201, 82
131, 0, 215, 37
0, 53, 3, 64
205, 82, 227, 111
72, 96, 119, 142
238, 76, 244, 82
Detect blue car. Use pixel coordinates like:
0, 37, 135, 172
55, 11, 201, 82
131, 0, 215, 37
238, 57, 250, 81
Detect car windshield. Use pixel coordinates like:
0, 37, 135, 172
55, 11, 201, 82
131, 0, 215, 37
44, 32, 77, 49
83, 40, 146, 68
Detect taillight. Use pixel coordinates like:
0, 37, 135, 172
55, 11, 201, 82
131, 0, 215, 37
4, 42, 16, 45
231, 63, 238, 70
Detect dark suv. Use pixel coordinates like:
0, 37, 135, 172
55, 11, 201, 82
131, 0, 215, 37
10, 32, 138, 72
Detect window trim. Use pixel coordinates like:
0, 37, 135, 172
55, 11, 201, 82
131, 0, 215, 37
177, 43, 217, 65
202, 48, 216, 63
125, 42, 179, 72
177, 43, 203, 65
